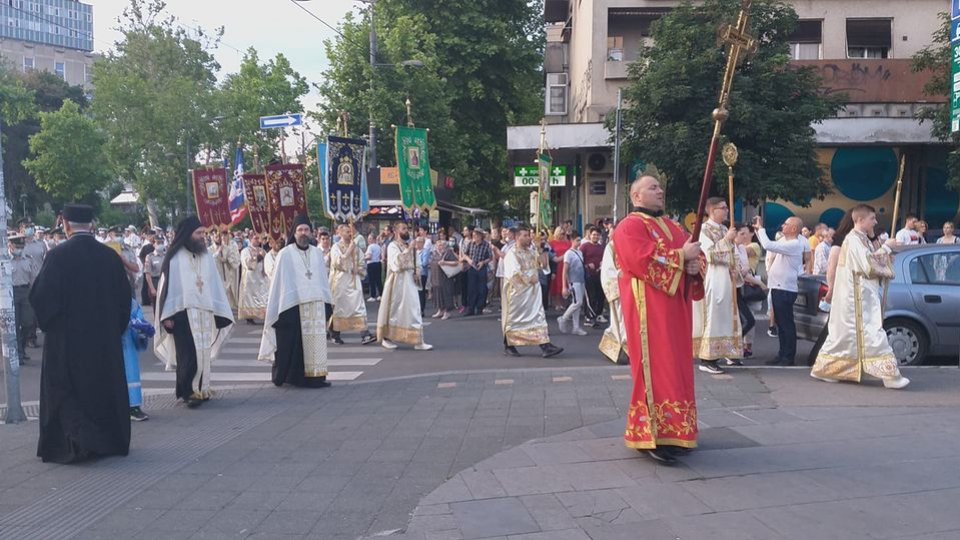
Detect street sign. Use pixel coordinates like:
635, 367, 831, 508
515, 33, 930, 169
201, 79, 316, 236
259, 113, 303, 130
514, 165, 566, 187
952, 21, 960, 133
953, 0, 960, 20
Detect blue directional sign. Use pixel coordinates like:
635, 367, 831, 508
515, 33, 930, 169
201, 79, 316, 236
259, 113, 303, 130
953, 0, 960, 20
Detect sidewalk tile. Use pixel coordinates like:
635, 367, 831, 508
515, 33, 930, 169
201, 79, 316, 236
450, 497, 539, 538
493, 466, 574, 496
460, 469, 507, 499
254, 509, 321, 535
663, 511, 786, 540
519, 494, 578, 531
85, 508, 165, 532
580, 519, 676, 540
614, 484, 714, 518
149, 509, 217, 532
555, 489, 629, 518
522, 442, 592, 466
421, 475, 473, 505
505, 529, 589, 540
680, 470, 841, 512
201, 509, 270, 535
554, 462, 636, 491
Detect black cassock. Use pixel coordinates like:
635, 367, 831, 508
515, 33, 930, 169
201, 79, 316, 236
271, 306, 328, 388
29, 233, 132, 463
166, 310, 231, 400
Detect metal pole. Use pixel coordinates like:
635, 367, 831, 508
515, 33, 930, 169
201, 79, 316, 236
612, 88, 622, 222
186, 137, 193, 212
0, 119, 27, 424
368, 1, 378, 169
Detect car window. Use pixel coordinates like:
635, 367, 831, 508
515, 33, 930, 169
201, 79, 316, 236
916, 253, 960, 286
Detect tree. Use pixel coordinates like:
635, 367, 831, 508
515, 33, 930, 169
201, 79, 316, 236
217, 49, 309, 163
316, 0, 543, 214
91, 0, 221, 217
23, 100, 112, 202
912, 12, 958, 190
619, 0, 843, 212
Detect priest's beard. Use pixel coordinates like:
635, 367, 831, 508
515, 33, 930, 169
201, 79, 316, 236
399, 232, 410, 241
186, 238, 207, 254
296, 236, 311, 250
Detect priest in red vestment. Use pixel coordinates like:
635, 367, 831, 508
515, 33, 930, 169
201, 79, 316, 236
613, 176, 703, 464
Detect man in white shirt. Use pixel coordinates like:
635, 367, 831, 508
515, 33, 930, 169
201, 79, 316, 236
753, 215, 808, 366
895, 215, 922, 246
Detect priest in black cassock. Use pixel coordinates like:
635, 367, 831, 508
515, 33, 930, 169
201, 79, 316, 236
258, 215, 333, 388
29, 204, 132, 463
154, 216, 234, 407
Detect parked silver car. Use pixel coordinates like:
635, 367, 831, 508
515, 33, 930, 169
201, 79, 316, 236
794, 244, 960, 365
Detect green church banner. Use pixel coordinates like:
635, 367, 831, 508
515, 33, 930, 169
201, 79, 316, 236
395, 126, 436, 212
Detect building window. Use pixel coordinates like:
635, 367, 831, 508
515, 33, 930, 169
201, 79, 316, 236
607, 36, 624, 61
545, 72, 568, 116
788, 20, 822, 60
55, 61, 65, 80
847, 19, 891, 59
84, 62, 91, 84
23, 56, 33, 72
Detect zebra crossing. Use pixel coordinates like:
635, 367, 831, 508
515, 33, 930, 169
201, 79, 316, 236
138, 323, 389, 388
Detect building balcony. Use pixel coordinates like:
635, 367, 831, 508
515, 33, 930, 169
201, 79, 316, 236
605, 60, 630, 80
791, 59, 944, 104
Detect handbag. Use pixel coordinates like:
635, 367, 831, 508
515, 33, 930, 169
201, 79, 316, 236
741, 283, 765, 303
441, 262, 462, 278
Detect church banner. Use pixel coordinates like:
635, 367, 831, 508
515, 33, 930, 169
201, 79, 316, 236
192, 168, 231, 228
242, 172, 271, 237
321, 136, 369, 222
265, 163, 308, 242
395, 126, 436, 212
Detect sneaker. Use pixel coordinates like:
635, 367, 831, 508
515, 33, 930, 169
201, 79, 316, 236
584, 318, 595, 327
504, 346, 521, 357
698, 361, 725, 375
333, 336, 345, 345
597, 315, 609, 324
130, 408, 149, 422
431, 311, 442, 319
441, 312, 450, 320
381, 339, 398, 350
743, 347, 753, 358
361, 334, 377, 345
367, 298, 376, 303
557, 316, 571, 334
883, 376, 910, 389
724, 358, 744, 367
571, 328, 588, 336
414, 343, 434, 351
767, 327, 778, 338
540, 343, 564, 358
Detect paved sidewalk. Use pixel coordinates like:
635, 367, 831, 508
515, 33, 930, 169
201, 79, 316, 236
1, 366, 958, 539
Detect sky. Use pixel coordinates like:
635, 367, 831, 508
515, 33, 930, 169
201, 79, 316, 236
91, 0, 359, 116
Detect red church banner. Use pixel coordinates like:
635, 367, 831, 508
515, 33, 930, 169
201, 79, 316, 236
265, 163, 308, 242
242, 172, 271, 237
192, 168, 231, 228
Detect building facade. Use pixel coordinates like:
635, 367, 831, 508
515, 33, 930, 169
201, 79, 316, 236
0, 0, 95, 88
508, 0, 953, 233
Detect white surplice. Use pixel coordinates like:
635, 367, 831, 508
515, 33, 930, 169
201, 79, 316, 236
376, 240, 424, 345
238, 246, 269, 320
598, 240, 628, 363
330, 239, 368, 333
258, 243, 333, 376
154, 249, 235, 389
213, 241, 241, 311
264, 249, 281, 283
502, 245, 549, 347
692, 220, 742, 360
811, 230, 902, 382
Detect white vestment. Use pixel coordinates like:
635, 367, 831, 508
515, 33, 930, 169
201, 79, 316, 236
811, 231, 902, 382
692, 220, 743, 359
330, 239, 368, 333
264, 250, 281, 283
502, 245, 549, 346
258, 244, 333, 378
238, 246, 269, 320
213, 241, 241, 310
154, 249, 234, 396
598, 240, 628, 363
376, 240, 424, 345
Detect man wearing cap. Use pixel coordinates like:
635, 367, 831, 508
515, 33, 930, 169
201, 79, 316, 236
9, 234, 37, 364
29, 204, 132, 463
211, 229, 241, 312
259, 215, 334, 387
154, 216, 234, 407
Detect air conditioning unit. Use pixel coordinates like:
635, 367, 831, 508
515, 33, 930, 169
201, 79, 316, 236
545, 73, 568, 116
587, 152, 609, 172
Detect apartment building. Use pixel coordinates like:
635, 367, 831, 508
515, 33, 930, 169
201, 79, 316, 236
0, 0, 96, 89
507, 0, 953, 232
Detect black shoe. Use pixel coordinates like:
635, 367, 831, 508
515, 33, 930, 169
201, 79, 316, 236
698, 361, 724, 375
333, 336, 345, 345
765, 357, 793, 366
130, 407, 149, 422
643, 448, 678, 465
361, 334, 376, 345
616, 351, 630, 365
540, 343, 563, 358
246, 319, 256, 325
662, 445, 692, 457
504, 346, 521, 357
185, 397, 202, 409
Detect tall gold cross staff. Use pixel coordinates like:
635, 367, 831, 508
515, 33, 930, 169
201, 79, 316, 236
691, 0, 758, 241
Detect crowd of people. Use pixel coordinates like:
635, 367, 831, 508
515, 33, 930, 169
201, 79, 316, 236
16, 184, 957, 465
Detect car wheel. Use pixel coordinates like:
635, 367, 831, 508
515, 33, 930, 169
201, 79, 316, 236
884, 318, 928, 366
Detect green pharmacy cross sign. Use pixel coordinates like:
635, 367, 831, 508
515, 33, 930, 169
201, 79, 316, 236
514, 165, 566, 187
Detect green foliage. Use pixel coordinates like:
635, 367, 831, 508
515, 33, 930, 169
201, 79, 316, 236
911, 12, 959, 190
23, 100, 112, 202
218, 49, 309, 163
0, 61, 35, 123
91, 0, 221, 213
619, 0, 843, 212
315, 0, 543, 215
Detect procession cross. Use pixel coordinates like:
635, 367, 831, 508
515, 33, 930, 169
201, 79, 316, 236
691, 0, 757, 241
